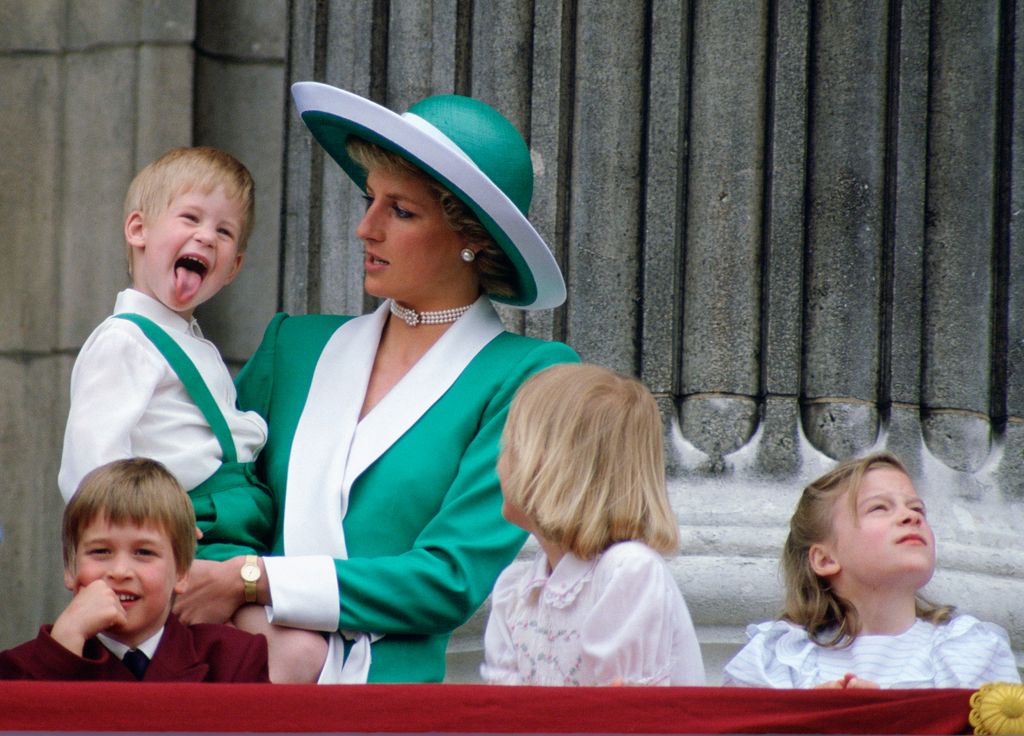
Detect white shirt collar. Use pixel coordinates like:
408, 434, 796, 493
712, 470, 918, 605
96, 626, 164, 660
114, 288, 202, 338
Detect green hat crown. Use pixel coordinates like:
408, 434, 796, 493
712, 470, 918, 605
407, 95, 533, 216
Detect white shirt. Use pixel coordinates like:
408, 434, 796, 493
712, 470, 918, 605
58, 289, 268, 499
96, 628, 163, 661
481, 541, 706, 686
723, 615, 1021, 688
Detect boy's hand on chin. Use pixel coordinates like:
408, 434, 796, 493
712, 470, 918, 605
173, 559, 240, 625
51, 580, 128, 656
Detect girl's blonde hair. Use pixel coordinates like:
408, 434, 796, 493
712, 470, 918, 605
500, 363, 679, 559
63, 458, 197, 574
346, 138, 518, 298
781, 450, 953, 647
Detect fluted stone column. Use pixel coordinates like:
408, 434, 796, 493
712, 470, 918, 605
679, 1, 767, 465
921, 0, 1001, 473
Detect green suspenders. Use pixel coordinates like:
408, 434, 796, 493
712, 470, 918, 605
114, 312, 238, 463
113, 312, 274, 559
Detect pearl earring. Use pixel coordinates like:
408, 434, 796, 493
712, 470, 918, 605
460, 248, 476, 263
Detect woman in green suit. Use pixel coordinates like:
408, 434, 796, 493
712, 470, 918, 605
174, 83, 577, 683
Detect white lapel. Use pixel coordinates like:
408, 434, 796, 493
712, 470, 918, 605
282, 304, 387, 557
282, 297, 504, 559
345, 297, 504, 486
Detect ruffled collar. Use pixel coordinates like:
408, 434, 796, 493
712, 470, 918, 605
520, 550, 598, 610
760, 618, 938, 687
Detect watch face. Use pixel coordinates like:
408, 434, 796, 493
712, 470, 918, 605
241, 565, 260, 582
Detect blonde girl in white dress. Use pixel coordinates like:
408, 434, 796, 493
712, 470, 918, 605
724, 451, 1019, 689
481, 363, 705, 686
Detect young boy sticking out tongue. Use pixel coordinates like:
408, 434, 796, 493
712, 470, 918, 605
59, 147, 275, 567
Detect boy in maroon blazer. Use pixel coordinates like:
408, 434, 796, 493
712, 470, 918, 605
0, 458, 268, 681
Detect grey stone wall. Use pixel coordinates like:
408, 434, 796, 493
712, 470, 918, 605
1, 0, 1021, 681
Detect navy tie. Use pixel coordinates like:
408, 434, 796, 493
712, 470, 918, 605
122, 649, 149, 680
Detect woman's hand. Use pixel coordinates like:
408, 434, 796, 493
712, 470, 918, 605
173, 558, 245, 624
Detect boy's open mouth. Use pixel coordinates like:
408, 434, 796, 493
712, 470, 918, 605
174, 256, 209, 303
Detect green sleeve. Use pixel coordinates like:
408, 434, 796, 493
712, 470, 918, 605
335, 339, 579, 635
235, 312, 289, 417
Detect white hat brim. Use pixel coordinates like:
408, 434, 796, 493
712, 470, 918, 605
292, 82, 566, 310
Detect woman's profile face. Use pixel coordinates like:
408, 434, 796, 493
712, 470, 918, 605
356, 167, 479, 310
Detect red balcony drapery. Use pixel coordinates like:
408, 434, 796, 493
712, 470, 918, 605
0, 683, 974, 733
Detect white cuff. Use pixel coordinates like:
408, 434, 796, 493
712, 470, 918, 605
263, 555, 340, 631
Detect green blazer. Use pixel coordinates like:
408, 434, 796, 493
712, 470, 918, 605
236, 299, 577, 682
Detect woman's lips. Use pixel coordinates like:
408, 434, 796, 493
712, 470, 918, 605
365, 253, 390, 270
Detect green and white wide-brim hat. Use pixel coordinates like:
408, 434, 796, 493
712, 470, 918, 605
291, 82, 566, 310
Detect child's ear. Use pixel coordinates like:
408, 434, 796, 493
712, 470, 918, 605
125, 210, 146, 250
173, 567, 190, 596
222, 251, 245, 285
809, 543, 841, 577
63, 567, 76, 592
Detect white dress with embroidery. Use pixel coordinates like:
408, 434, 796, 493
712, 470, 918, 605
481, 541, 705, 686
723, 615, 1021, 688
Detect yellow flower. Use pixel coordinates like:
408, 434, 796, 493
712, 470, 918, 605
971, 682, 1024, 735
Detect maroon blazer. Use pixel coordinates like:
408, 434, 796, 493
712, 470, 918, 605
0, 613, 268, 682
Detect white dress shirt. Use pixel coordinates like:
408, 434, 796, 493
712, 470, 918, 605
58, 289, 268, 500
481, 541, 706, 686
723, 615, 1021, 688
97, 628, 163, 661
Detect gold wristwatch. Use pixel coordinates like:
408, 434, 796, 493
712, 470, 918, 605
240, 555, 261, 604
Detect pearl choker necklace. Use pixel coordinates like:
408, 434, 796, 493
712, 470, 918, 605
389, 299, 473, 327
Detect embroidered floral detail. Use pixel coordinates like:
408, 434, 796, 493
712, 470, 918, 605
513, 627, 583, 685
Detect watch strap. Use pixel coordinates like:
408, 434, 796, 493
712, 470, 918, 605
242, 554, 259, 603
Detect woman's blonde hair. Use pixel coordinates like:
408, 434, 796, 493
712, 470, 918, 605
123, 146, 256, 274
781, 450, 953, 647
500, 363, 679, 559
63, 458, 197, 574
346, 138, 518, 298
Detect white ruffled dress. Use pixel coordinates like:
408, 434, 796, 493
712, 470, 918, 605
723, 615, 1021, 688
481, 541, 705, 686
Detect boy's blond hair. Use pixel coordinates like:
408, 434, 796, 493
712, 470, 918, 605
123, 146, 255, 274
781, 451, 953, 647
63, 458, 197, 573
500, 363, 680, 559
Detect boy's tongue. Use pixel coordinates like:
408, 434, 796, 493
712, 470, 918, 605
174, 264, 203, 303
